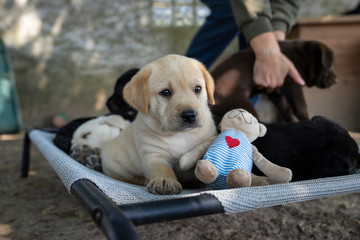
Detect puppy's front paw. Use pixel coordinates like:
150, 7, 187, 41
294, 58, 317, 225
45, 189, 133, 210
179, 153, 197, 170
70, 145, 100, 166
85, 155, 102, 172
147, 178, 182, 195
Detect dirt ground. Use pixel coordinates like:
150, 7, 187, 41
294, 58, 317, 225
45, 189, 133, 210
1, 133, 360, 240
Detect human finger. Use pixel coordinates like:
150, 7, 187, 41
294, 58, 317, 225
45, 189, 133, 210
288, 62, 305, 86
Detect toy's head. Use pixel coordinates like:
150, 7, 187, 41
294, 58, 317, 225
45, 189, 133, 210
219, 109, 267, 142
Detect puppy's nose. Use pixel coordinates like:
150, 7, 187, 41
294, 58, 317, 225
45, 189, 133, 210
180, 110, 197, 124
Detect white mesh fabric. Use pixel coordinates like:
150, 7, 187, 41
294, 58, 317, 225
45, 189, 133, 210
29, 130, 204, 205
206, 173, 360, 214
30, 130, 360, 214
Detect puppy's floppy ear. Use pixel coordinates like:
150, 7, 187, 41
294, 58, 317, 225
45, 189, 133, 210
320, 44, 333, 69
123, 67, 152, 114
197, 61, 215, 105
308, 41, 333, 69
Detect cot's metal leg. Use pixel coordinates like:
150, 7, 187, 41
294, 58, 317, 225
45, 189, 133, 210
71, 179, 224, 240
20, 128, 59, 178
21, 130, 31, 178
121, 194, 224, 225
71, 179, 140, 240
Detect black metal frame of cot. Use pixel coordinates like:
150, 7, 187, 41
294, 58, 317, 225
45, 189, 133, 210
20, 129, 225, 240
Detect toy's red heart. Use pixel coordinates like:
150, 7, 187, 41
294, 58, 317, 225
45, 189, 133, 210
225, 136, 240, 148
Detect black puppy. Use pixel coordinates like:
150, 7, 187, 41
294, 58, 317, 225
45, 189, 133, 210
53, 68, 139, 153
253, 116, 359, 181
106, 68, 139, 121
53, 117, 94, 153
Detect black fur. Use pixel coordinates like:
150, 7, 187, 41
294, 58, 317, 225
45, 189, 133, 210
253, 116, 359, 181
345, 3, 360, 14
106, 68, 139, 121
53, 117, 94, 153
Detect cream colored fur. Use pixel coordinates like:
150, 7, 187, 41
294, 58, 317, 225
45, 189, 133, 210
71, 115, 130, 151
101, 54, 217, 194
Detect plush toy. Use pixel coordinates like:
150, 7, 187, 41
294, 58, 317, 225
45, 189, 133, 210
179, 109, 293, 189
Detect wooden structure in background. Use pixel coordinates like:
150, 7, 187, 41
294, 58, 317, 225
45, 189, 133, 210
288, 15, 360, 131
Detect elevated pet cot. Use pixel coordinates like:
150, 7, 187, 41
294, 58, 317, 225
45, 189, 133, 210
21, 128, 360, 240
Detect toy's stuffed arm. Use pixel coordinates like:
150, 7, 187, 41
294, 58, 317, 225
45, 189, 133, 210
252, 145, 293, 184
179, 136, 216, 170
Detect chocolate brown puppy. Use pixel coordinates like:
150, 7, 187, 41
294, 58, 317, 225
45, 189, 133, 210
211, 40, 337, 124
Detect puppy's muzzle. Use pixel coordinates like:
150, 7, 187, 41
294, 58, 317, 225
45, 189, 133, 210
180, 109, 197, 124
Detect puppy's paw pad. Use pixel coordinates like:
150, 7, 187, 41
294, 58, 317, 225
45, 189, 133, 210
147, 178, 182, 195
70, 146, 82, 161
70, 145, 100, 165
80, 145, 96, 156
85, 155, 102, 172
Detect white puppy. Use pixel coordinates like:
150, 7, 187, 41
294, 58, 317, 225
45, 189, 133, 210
70, 115, 130, 170
101, 54, 217, 194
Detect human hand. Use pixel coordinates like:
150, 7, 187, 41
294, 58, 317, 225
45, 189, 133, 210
250, 32, 305, 91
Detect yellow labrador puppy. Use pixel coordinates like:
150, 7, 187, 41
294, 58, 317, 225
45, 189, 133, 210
101, 54, 217, 195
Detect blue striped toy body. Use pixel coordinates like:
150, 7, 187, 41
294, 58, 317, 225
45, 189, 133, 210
203, 129, 253, 189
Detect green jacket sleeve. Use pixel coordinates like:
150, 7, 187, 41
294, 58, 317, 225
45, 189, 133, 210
229, 0, 304, 42
270, 0, 304, 34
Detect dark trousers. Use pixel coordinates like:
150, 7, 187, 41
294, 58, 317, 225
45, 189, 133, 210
186, 0, 260, 105
185, 0, 248, 69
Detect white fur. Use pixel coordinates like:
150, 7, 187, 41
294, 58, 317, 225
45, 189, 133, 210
71, 115, 130, 151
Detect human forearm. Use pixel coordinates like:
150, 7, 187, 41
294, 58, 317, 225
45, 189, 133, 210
249, 32, 305, 89
249, 31, 279, 57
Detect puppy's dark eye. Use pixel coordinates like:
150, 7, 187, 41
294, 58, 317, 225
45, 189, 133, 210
82, 132, 91, 139
160, 89, 172, 97
194, 86, 201, 94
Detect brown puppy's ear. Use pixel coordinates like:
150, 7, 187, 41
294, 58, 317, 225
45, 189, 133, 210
197, 61, 215, 105
309, 41, 333, 69
320, 44, 333, 69
123, 67, 152, 114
